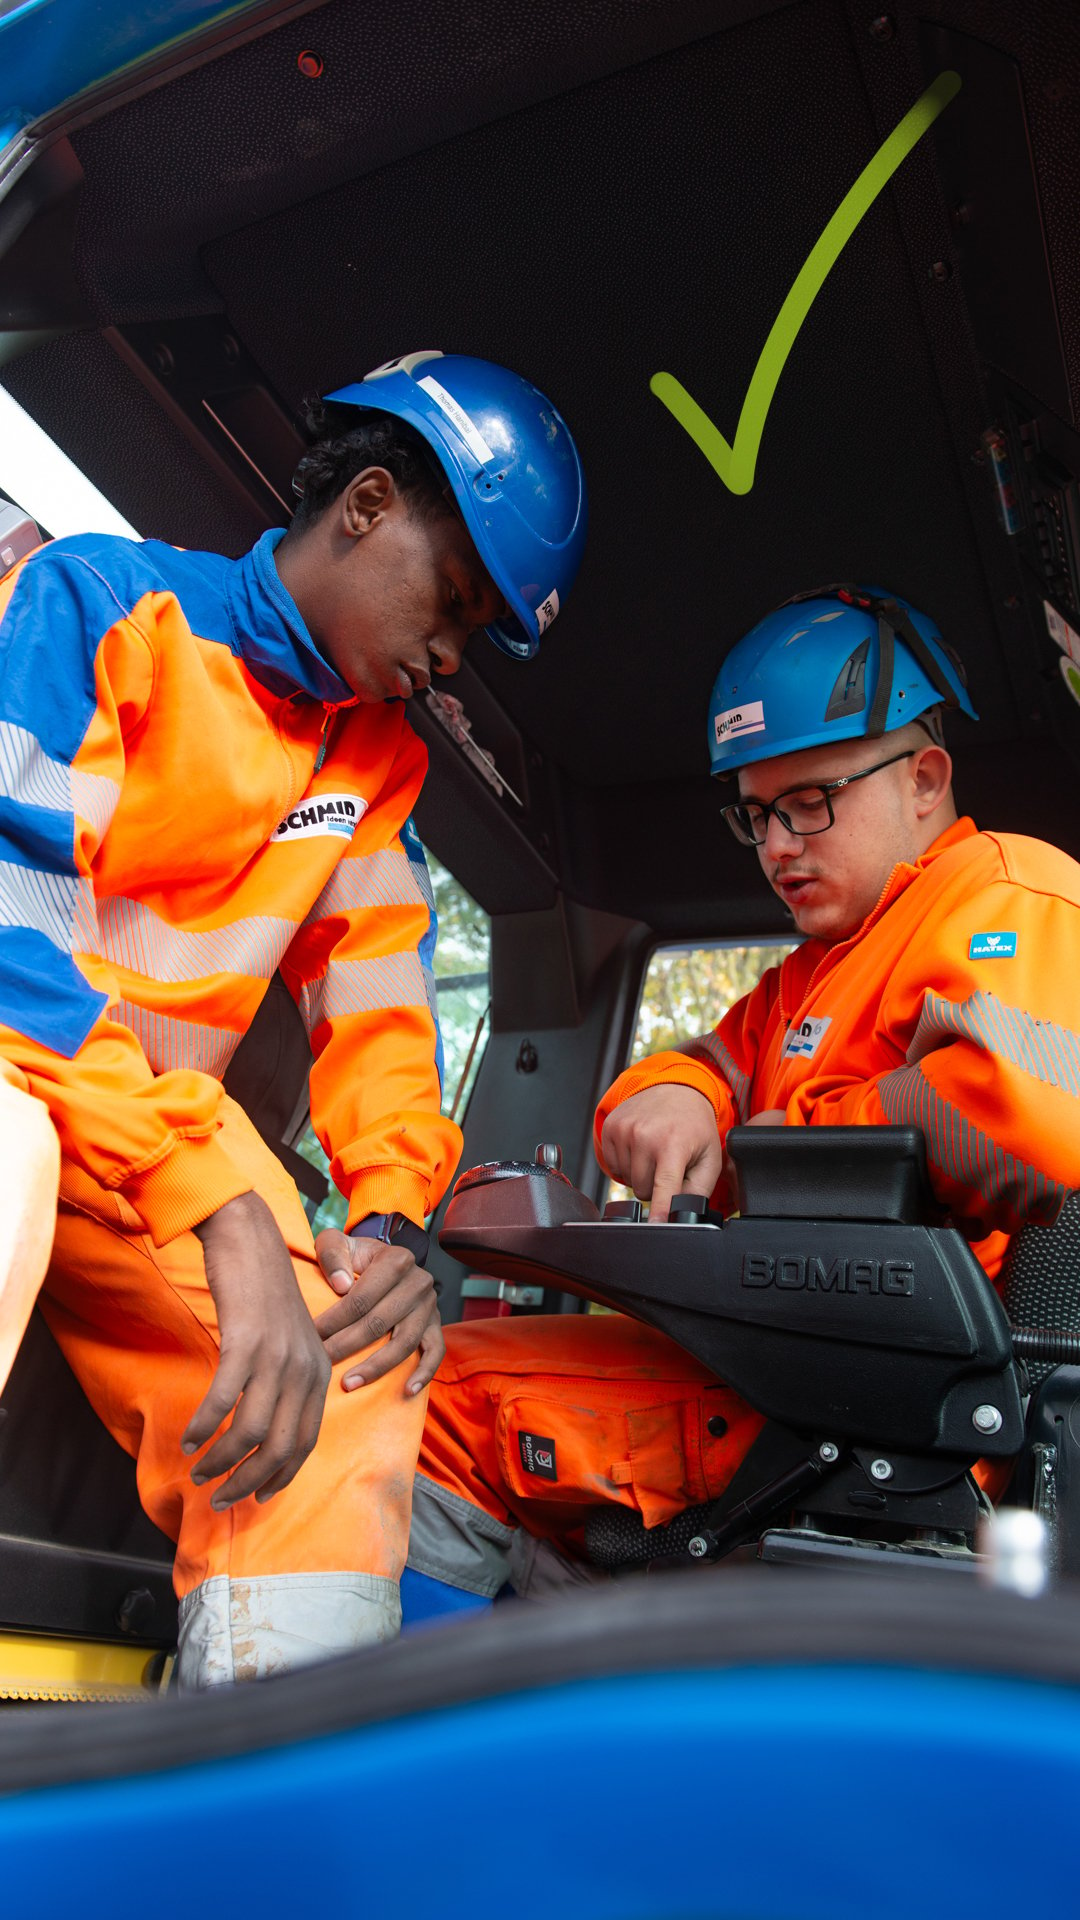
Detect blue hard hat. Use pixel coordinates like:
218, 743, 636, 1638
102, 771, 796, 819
325, 351, 587, 660
708, 582, 978, 777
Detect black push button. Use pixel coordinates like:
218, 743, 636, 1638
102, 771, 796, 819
603, 1198, 643, 1222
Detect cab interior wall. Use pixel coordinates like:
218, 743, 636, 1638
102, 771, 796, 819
2, 0, 1079, 940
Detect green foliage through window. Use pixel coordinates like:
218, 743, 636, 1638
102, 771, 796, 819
631, 941, 797, 1062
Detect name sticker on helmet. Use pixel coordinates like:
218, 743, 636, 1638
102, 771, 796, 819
534, 589, 560, 635
969, 931, 1018, 959
416, 375, 495, 465
714, 700, 765, 743
271, 794, 368, 843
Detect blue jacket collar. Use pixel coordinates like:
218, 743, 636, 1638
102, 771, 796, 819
227, 529, 355, 706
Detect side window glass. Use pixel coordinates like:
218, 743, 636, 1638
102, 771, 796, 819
295, 842, 490, 1234
599, 940, 797, 1231
629, 940, 797, 1063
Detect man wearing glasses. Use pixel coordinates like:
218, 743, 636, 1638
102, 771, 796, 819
404, 584, 1080, 1617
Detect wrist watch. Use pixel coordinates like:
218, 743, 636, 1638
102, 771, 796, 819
350, 1211, 431, 1266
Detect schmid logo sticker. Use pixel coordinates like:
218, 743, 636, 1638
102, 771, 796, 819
782, 1014, 832, 1059
969, 931, 1018, 960
714, 699, 765, 743
271, 794, 368, 843
518, 1431, 558, 1481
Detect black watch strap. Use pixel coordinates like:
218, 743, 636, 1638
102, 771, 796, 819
350, 1212, 430, 1265
386, 1212, 431, 1265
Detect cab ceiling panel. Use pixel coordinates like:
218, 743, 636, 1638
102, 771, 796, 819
198, 0, 1030, 781
2, 0, 1080, 931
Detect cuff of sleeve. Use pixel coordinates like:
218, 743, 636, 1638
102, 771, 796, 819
593, 1054, 730, 1168
121, 1135, 256, 1247
346, 1165, 430, 1232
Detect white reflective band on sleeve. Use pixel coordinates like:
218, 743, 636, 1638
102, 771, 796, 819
299, 950, 429, 1033
715, 700, 766, 743
0, 724, 120, 843
305, 847, 428, 925
417, 375, 495, 465
534, 589, 560, 634
99, 895, 295, 984
108, 1002, 242, 1077
0, 859, 83, 951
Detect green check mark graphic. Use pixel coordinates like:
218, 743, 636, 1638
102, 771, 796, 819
650, 70, 962, 496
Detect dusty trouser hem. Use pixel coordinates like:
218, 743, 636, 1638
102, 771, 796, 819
407, 1472, 610, 1600
177, 1571, 401, 1690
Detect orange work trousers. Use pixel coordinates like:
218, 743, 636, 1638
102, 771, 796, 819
41, 1097, 427, 1686
413, 1313, 765, 1593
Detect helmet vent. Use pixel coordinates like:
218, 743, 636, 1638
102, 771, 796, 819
824, 639, 870, 721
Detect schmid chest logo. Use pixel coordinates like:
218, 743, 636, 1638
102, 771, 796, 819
271, 794, 368, 843
782, 1014, 832, 1060
741, 1252, 914, 1297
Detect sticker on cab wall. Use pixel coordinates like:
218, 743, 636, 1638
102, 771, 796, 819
969, 931, 1018, 959
1059, 653, 1080, 712
271, 794, 368, 843
1044, 599, 1080, 666
782, 1014, 832, 1059
714, 699, 766, 744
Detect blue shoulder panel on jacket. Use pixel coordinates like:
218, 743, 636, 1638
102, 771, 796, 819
0, 926, 107, 1056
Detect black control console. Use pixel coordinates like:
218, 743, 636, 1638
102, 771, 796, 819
440, 1129, 1024, 1463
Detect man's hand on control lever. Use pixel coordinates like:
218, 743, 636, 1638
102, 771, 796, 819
601, 1090, 789, 1221
313, 1229, 444, 1397
600, 1085, 725, 1222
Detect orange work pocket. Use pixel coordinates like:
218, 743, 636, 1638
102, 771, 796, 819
495, 1379, 732, 1530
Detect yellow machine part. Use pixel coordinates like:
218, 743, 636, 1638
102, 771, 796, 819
0, 1631, 172, 1704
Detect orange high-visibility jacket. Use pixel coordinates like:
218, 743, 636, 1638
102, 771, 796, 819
0, 530, 461, 1244
596, 819, 1080, 1270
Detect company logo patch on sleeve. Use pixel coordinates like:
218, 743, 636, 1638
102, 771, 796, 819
969, 931, 1018, 959
782, 1014, 832, 1059
518, 1432, 558, 1480
271, 794, 368, 843
714, 700, 765, 744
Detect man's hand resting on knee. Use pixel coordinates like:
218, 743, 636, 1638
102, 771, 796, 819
313, 1231, 444, 1398
600, 1085, 725, 1222
185, 1191, 332, 1510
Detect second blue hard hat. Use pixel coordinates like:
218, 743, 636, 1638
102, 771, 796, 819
708, 583, 978, 777
325, 351, 587, 661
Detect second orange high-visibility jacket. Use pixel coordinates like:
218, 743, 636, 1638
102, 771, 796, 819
0, 529, 461, 1240
596, 818, 1080, 1271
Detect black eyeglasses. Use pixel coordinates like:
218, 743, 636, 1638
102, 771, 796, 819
721, 750, 916, 847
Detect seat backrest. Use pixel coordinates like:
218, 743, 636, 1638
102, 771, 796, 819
1000, 1193, 1080, 1385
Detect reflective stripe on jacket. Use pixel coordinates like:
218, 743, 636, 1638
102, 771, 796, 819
0, 528, 460, 1243
595, 819, 1080, 1263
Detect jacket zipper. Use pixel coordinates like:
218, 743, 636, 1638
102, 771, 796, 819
314, 708, 333, 772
